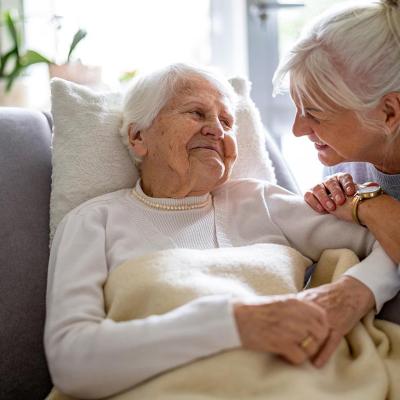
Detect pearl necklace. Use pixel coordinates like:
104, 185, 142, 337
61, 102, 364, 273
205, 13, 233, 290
131, 188, 211, 211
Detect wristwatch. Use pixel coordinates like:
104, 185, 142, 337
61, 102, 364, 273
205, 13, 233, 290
351, 182, 384, 227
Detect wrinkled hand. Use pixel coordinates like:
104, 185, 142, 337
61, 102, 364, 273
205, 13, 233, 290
304, 173, 357, 222
234, 295, 329, 365
297, 276, 375, 367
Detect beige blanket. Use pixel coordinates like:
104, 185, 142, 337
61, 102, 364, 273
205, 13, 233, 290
49, 244, 400, 400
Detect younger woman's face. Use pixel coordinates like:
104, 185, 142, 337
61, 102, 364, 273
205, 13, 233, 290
290, 87, 385, 167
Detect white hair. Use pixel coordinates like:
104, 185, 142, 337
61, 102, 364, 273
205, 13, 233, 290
120, 63, 237, 164
273, 0, 400, 138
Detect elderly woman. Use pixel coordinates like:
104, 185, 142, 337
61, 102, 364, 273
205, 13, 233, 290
273, 0, 400, 267
45, 63, 399, 399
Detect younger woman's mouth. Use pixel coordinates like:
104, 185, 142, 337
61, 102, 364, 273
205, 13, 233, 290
314, 142, 329, 151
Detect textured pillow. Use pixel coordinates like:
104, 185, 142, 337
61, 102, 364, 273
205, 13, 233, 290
229, 78, 275, 182
50, 77, 276, 238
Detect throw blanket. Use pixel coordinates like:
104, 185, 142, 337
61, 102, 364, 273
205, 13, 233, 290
49, 244, 400, 400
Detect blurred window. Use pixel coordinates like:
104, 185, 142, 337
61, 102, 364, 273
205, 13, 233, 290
248, 0, 350, 192
24, 0, 212, 86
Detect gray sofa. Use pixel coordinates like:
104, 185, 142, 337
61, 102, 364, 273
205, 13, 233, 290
1, 108, 53, 399
0, 107, 398, 400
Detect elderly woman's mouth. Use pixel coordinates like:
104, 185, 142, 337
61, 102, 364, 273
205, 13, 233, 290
190, 146, 222, 156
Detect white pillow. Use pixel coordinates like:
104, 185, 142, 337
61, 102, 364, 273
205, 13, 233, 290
228, 77, 276, 182
50, 77, 276, 238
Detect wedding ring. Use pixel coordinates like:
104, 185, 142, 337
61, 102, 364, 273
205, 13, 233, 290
300, 335, 313, 349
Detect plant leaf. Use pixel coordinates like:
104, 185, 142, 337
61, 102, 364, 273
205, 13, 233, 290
4, 11, 21, 56
67, 29, 87, 63
119, 69, 138, 83
5, 65, 22, 91
20, 50, 52, 67
0, 48, 18, 77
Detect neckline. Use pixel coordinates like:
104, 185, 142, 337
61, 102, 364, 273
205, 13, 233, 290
131, 179, 211, 211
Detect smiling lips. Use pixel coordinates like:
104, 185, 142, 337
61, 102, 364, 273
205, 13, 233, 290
190, 145, 223, 157
313, 141, 329, 151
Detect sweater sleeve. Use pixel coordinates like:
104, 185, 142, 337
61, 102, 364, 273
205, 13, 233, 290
44, 208, 240, 399
264, 183, 400, 311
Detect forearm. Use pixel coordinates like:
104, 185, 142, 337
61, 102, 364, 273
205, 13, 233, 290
344, 242, 400, 311
333, 275, 375, 315
265, 183, 376, 261
265, 185, 399, 310
358, 194, 400, 263
45, 295, 240, 399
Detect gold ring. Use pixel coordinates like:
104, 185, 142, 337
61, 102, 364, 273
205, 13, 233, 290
300, 335, 313, 349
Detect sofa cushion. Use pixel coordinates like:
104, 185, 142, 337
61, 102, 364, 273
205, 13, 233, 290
0, 107, 53, 399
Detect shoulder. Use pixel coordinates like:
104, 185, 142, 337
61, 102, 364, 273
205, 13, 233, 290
52, 189, 132, 246
213, 178, 298, 199
324, 162, 370, 181
63, 188, 132, 221
326, 162, 400, 199
214, 178, 267, 194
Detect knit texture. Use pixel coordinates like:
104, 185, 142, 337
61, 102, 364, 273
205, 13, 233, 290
325, 162, 400, 200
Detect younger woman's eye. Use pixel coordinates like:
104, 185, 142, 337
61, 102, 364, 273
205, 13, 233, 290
305, 112, 320, 123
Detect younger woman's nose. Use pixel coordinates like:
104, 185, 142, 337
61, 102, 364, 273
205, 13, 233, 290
292, 113, 312, 138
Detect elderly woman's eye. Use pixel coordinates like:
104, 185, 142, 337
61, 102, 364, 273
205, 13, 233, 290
190, 110, 205, 118
220, 119, 232, 129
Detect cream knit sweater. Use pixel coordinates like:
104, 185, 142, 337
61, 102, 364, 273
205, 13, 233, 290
45, 178, 400, 398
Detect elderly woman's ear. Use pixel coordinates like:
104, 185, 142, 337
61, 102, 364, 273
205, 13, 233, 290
128, 123, 148, 158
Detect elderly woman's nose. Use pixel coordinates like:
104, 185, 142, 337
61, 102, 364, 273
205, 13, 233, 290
201, 118, 224, 138
292, 113, 312, 138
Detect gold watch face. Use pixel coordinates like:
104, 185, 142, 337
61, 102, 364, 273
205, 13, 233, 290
357, 184, 382, 198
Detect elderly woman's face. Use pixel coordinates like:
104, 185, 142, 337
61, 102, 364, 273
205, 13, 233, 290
129, 76, 237, 197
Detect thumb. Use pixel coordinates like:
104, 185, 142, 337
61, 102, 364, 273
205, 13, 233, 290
312, 330, 343, 368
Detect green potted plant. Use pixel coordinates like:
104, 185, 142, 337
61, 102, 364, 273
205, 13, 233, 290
0, 10, 51, 104
48, 28, 102, 86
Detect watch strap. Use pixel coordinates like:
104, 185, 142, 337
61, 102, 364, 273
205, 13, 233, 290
351, 184, 384, 227
351, 195, 365, 227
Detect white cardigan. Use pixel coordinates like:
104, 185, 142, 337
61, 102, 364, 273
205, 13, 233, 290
45, 178, 400, 398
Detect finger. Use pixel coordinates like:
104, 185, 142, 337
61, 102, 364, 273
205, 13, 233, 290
323, 176, 346, 205
312, 330, 343, 368
306, 319, 330, 345
298, 302, 329, 343
304, 191, 327, 214
309, 183, 336, 212
281, 345, 308, 365
337, 173, 356, 196
295, 298, 329, 326
299, 334, 322, 359
284, 302, 329, 346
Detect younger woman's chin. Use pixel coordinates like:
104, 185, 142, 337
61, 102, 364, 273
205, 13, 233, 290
317, 151, 345, 166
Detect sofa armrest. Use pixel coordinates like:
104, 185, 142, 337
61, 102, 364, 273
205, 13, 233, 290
0, 107, 53, 399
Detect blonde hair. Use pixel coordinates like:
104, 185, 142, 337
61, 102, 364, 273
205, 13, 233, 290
273, 0, 400, 135
120, 63, 237, 164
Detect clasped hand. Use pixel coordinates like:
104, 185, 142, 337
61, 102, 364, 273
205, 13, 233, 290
234, 276, 374, 367
304, 173, 357, 222
234, 295, 329, 365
